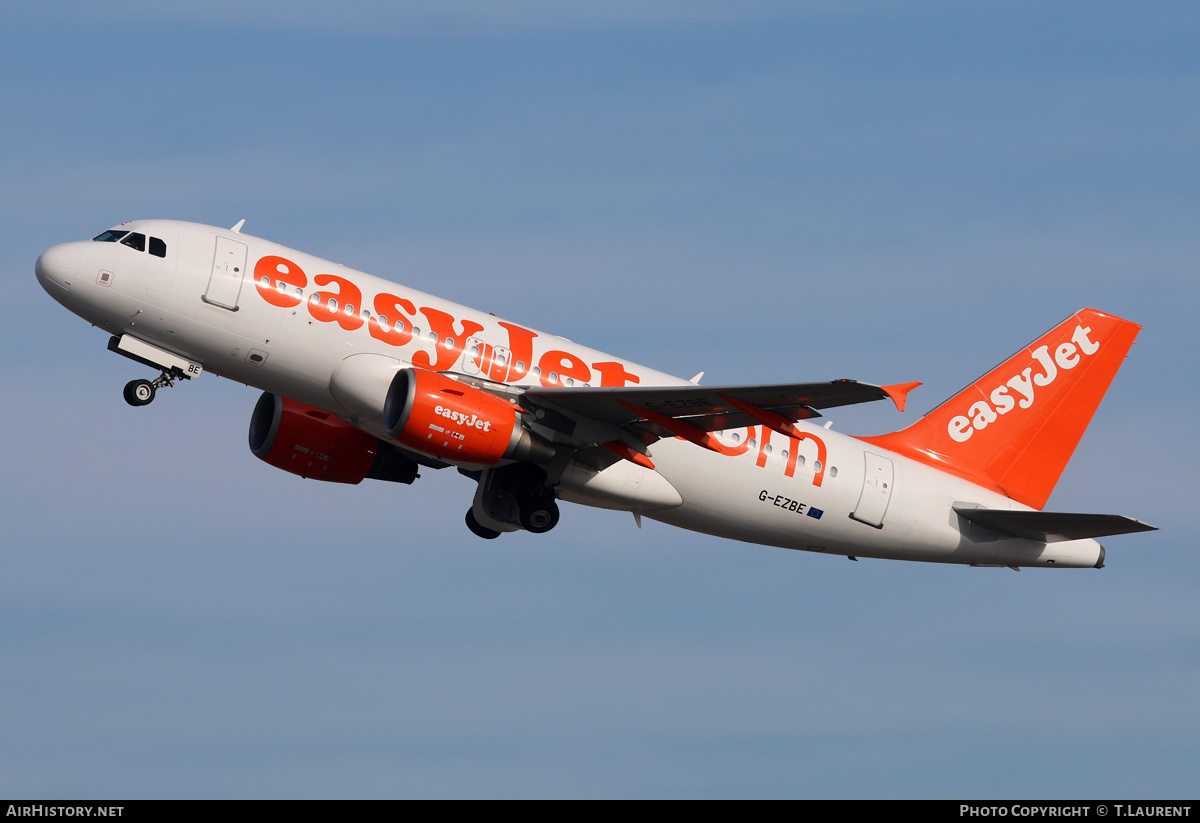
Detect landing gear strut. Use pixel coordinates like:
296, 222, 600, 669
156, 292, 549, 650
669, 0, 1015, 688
122, 368, 183, 407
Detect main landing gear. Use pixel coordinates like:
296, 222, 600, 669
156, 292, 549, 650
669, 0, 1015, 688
122, 369, 184, 407
517, 488, 560, 534
467, 463, 562, 539
465, 509, 501, 540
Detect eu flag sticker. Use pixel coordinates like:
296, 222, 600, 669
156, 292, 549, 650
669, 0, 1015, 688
807, 507, 824, 520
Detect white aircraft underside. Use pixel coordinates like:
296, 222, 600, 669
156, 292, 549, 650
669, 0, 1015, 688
36, 219, 1156, 569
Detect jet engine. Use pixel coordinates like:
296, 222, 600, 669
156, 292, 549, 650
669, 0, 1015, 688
249, 392, 419, 484
382, 367, 554, 466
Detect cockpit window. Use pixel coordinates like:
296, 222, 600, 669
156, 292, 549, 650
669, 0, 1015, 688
149, 237, 166, 258
120, 232, 146, 252
93, 230, 128, 243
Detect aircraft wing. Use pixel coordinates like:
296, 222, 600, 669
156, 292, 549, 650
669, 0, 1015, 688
522, 379, 916, 434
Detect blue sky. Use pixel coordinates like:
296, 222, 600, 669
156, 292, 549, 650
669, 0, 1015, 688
3, 1, 1197, 798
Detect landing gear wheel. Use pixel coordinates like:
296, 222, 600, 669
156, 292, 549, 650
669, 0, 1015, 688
465, 509, 501, 540
519, 496, 560, 534
123, 379, 156, 407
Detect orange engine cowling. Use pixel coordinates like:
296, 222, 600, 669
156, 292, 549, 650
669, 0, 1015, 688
249, 393, 419, 484
382, 367, 554, 465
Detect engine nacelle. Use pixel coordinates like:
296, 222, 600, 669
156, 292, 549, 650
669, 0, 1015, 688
383, 367, 555, 465
249, 393, 419, 484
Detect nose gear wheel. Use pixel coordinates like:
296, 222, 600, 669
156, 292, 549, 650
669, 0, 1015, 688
122, 368, 184, 407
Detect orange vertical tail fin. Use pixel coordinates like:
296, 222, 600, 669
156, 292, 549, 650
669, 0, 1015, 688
861, 309, 1141, 509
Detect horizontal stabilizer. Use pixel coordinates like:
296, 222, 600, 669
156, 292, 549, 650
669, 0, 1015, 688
954, 506, 1157, 543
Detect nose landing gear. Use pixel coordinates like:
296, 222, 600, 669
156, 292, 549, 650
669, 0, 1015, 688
109, 335, 203, 408
122, 368, 184, 406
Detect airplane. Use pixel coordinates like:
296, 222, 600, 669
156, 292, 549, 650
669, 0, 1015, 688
35, 219, 1156, 569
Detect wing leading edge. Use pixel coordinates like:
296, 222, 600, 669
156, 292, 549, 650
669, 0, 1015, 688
515, 379, 920, 470
523, 379, 919, 434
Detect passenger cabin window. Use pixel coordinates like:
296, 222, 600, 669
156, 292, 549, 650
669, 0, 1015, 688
121, 232, 146, 252
149, 237, 166, 258
93, 230, 128, 242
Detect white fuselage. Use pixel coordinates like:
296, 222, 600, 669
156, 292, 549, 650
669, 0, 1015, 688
35, 220, 1104, 568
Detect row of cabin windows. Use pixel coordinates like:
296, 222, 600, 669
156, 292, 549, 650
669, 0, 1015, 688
93, 229, 167, 258
723, 430, 835, 475
261, 281, 584, 385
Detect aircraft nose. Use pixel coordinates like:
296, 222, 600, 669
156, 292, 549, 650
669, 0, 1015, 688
35, 243, 80, 295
